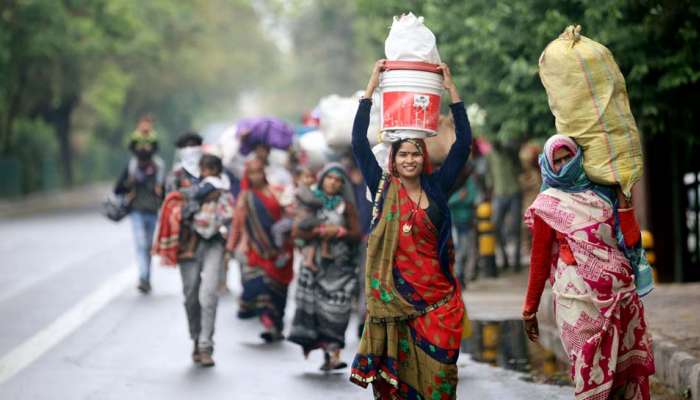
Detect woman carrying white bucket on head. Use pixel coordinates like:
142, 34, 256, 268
350, 59, 472, 400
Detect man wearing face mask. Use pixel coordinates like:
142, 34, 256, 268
167, 132, 204, 192
164, 131, 223, 366
114, 118, 165, 294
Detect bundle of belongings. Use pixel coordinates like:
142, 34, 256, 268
538, 25, 652, 296
538, 25, 643, 198
152, 174, 234, 266
372, 12, 445, 170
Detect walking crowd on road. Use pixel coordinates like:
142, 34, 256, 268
106, 16, 655, 400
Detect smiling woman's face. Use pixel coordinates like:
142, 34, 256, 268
552, 147, 573, 173
394, 142, 424, 179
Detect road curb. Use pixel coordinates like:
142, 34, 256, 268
0, 183, 110, 219
651, 335, 700, 400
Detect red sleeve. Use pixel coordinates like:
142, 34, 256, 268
523, 215, 555, 314
618, 208, 641, 248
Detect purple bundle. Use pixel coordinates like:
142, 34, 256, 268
236, 117, 294, 155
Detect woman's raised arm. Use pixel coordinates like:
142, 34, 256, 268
351, 60, 385, 197
434, 63, 472, 193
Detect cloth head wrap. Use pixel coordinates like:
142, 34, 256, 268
314, 162, 355, 210
538, 134, 608, 199
543, 134, 578, 170
538, 134, 653, 297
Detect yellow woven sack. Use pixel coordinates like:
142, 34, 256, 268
539, 25, 643, 197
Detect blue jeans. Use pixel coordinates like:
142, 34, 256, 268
130, 210, 158, 282
452, 225, 477, 283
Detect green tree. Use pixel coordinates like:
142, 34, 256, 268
252, 0, 373, 118
0, 0, 280, 192
355, 0, 700, 141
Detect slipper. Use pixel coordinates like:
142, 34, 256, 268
331, 361, 348, 370
320, 360, 347, 371
260, 331, 284, 343
319, 361, 332, 372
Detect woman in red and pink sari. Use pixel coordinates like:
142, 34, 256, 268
227, 158, 293, 342
522, 134, 654, 399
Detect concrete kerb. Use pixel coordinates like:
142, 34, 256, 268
690, 363, 700, 400
539, 291, 700, 399
0, 183, 110, 219
658, 340, 700, 400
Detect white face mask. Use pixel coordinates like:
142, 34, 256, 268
178, 146, 202, 178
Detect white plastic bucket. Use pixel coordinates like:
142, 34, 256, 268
380, 62, 443, 135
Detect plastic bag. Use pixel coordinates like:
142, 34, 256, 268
318, 95, 358, 148
539, 25, 643, 197
385, 12, 441, 64
299, 130, 331, 169
371, 142, 391, 173
318, 92, 380, 148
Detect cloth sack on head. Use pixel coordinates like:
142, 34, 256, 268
539, 25, 643, 197
236, 117, 294, 155
384, 12, 441, 64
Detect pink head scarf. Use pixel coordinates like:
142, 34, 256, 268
543, 134, 578, 169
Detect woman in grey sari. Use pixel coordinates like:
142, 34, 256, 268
288, 162, 362, 371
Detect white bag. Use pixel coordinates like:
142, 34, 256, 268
318, 92, 381, 148
298, 130, 331, 169
384, 13, 441, 64
372, 142, 392, 174
319, 95, 357, 148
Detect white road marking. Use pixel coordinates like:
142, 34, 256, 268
0, 267, 134, 384
0, 243, 128, 304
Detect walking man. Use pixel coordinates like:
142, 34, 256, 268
159, 133, 233, 367
114, 115, 164, 293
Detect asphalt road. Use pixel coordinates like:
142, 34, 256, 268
0, 210, 572, 399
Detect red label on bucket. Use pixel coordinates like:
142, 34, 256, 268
382, 91, 440, 133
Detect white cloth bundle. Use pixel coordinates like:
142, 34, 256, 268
384, 12, 441, 64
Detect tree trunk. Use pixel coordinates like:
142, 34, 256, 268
43, 96, 79, 187
1, 69, 28, 155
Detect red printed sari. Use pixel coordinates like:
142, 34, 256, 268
525, 188, 654, 400
351, 178, 464, 400
228, 187, 293, 330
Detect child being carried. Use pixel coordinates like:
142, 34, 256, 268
180, 155, 232, 259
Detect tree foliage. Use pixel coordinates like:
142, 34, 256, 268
0, 0, 279, 192
355, 0, 700, 141
250, 0, 371, 119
